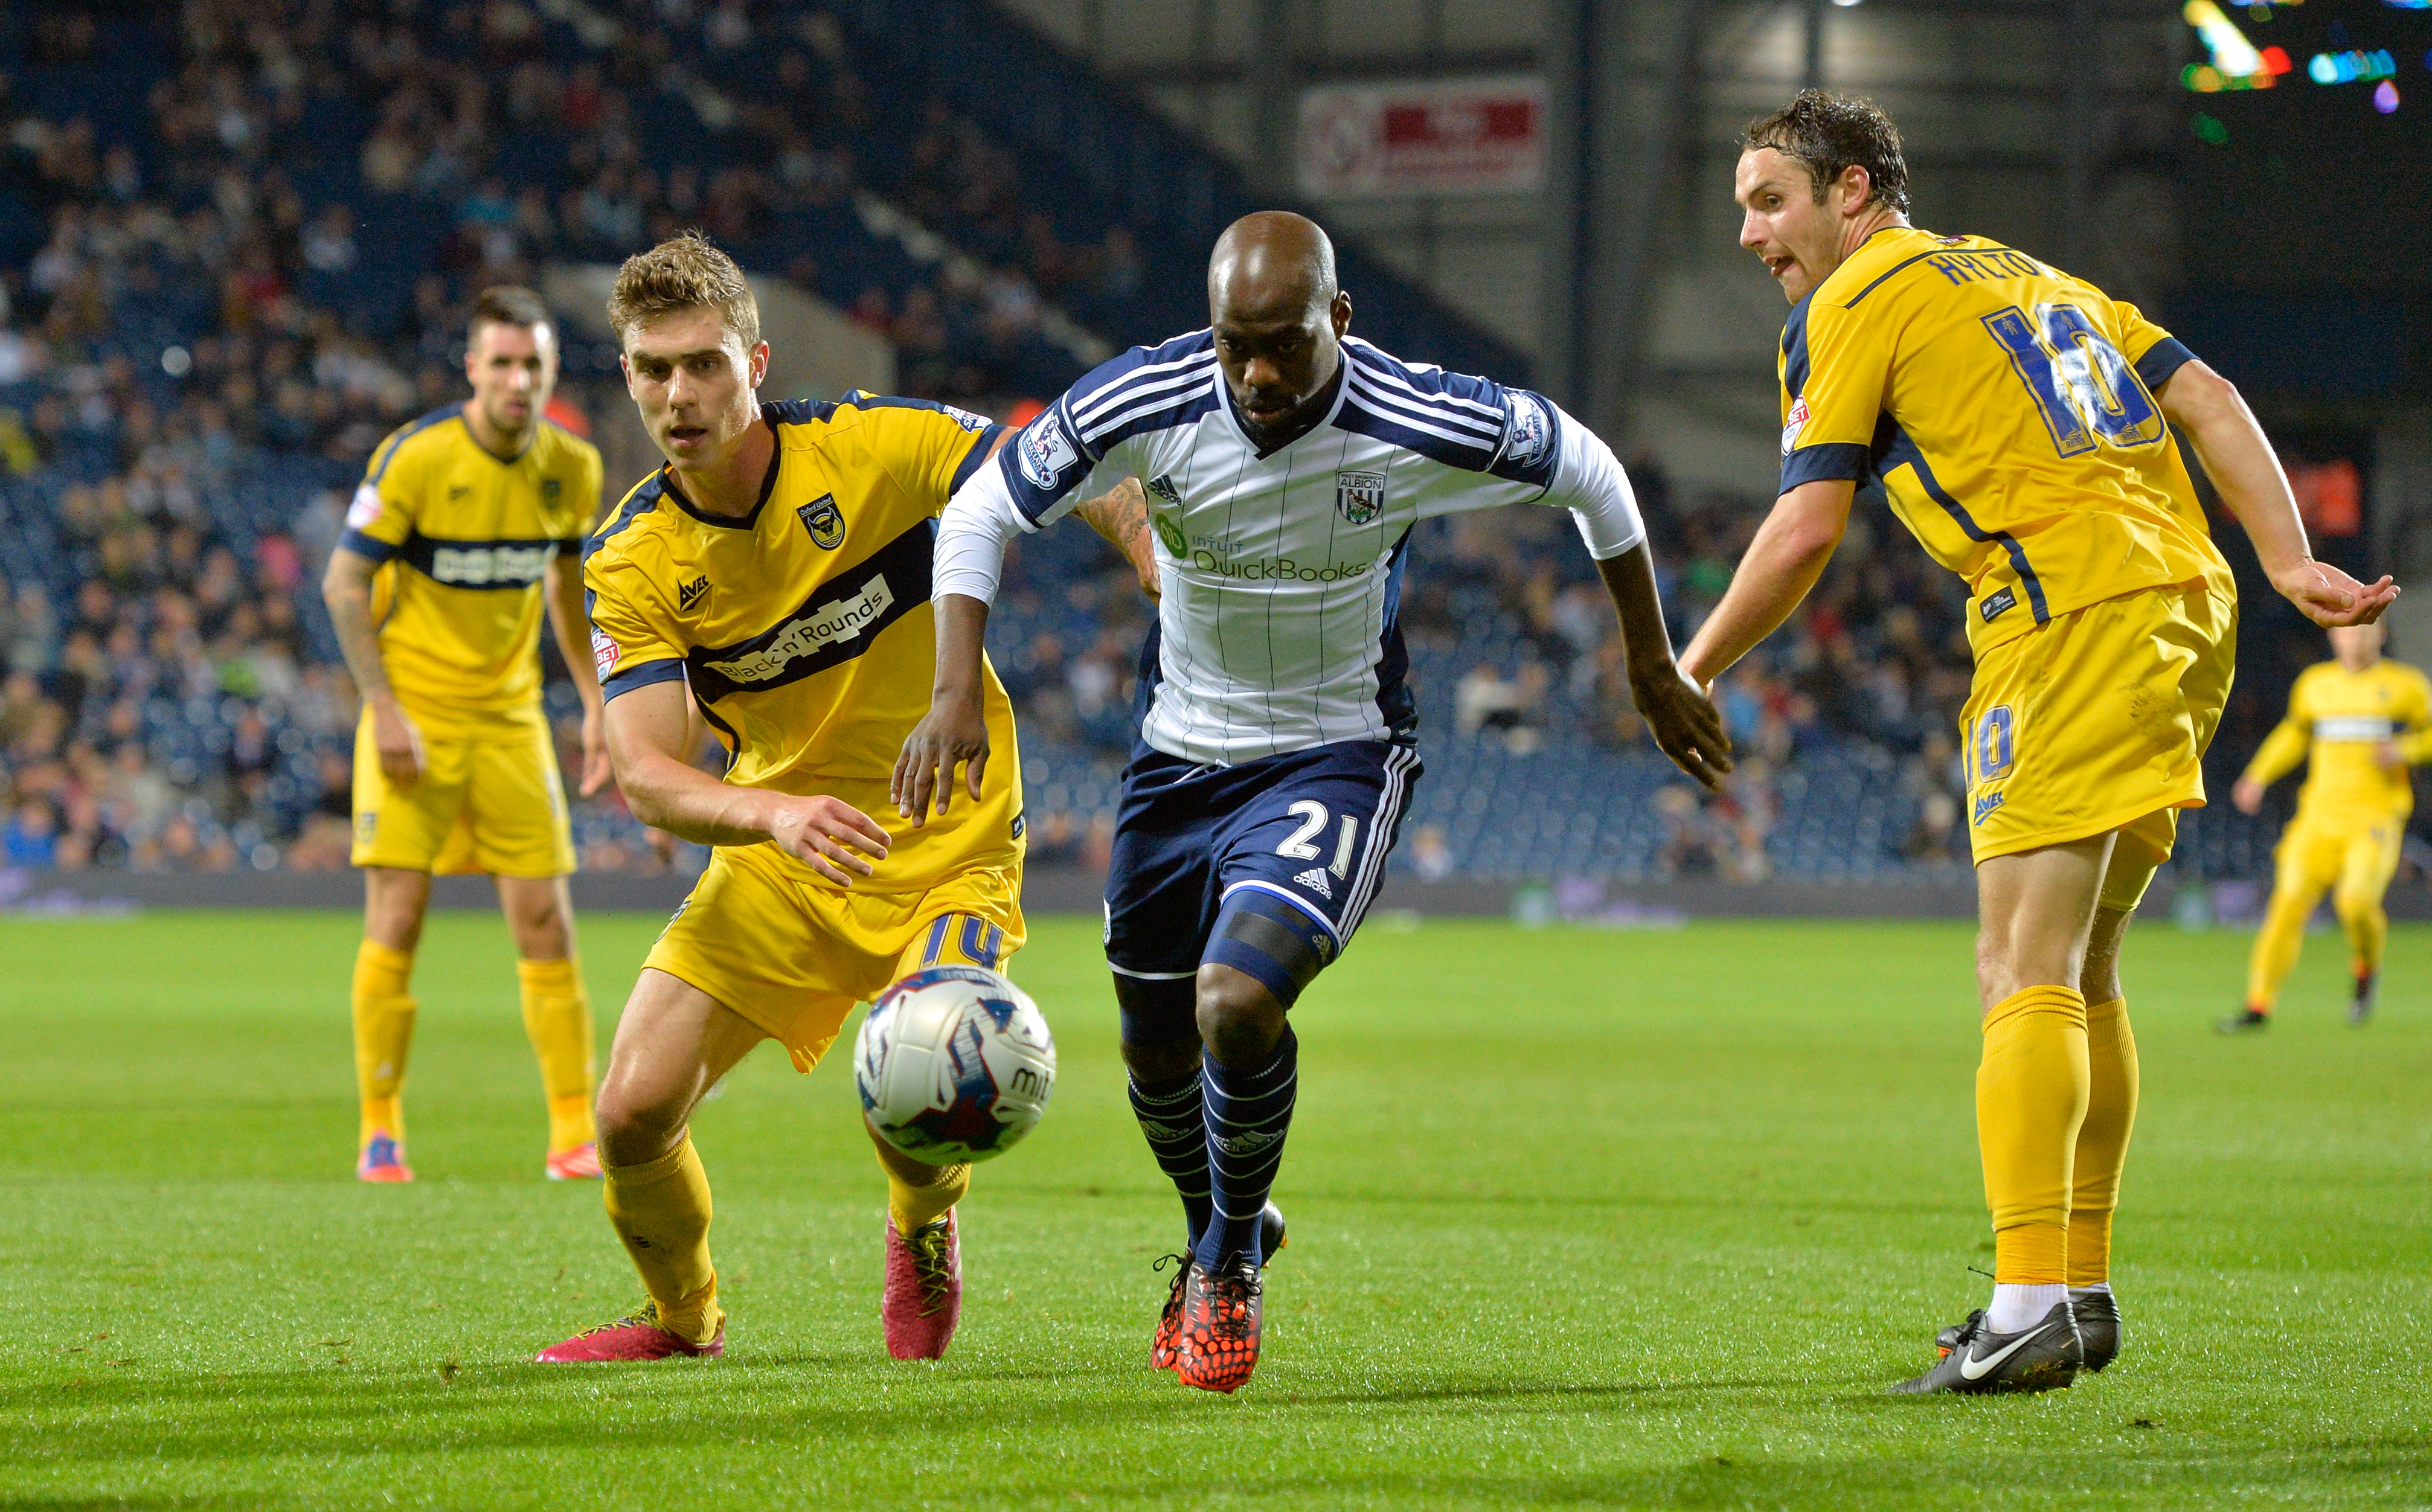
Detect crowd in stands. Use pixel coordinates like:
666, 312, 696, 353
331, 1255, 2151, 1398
0, 0, 1145, 878
0, 2, 2357, 886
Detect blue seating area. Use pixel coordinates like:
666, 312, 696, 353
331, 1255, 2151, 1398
0, 2, 2314, 886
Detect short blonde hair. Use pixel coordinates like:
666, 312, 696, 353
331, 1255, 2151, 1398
606, 231, 761, 353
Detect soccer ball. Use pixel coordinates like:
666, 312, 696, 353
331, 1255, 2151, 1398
855, 965, 1056, 1165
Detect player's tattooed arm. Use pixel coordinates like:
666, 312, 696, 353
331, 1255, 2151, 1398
320, 546, 425, 786
2158, 359, 2398, 627
1596, 541, 1733, 791
1071, 476, 1160, 601
603, 678, 890, 885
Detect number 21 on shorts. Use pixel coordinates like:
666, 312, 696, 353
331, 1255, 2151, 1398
1277, 799, 1359, 879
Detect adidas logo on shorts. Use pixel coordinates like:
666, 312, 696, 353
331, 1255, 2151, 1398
1293, 868, 1333, 900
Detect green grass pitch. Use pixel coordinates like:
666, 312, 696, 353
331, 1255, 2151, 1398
2, 908, 2427, 1509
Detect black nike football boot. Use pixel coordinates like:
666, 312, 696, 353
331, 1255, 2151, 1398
2067, 1287, 2121, 1372
2351, 970, 2378, 1027
1893, 1301, 2083, 1394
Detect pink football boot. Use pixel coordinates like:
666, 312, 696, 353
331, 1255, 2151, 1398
536, 1302, 724, 1363
882, 1212, 962, 1360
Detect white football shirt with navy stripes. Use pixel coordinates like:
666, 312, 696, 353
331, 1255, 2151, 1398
935, 330, 1645, 767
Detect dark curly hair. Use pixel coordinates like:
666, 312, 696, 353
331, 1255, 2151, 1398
1740, 91, 1911, 214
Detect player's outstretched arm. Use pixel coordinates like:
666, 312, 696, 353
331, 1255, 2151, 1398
1679, 478, 1853, 688
2158, 360, 2398, 627
604, 678, 888, 885
543, 552, 611, 796
2233, 684, 2311, 813
321, 546, 425, 786
1597, 541, 1733, 790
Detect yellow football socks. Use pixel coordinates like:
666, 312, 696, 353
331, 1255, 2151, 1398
1977, 985, 2090, 1286
2067, 996, 2138, 1287
602, 1135, 720, 1344
516, 957, 597, 1152
867, 1123, 971, 1235
2244, 885, 2312, 1011
351, 940, 417, 1146
2336, 884, 2387, 985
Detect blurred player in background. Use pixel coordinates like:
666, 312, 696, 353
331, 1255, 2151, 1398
541, 234, 1151, 1365
899, 211, 1728, 1393
1686, 92, 2395, 1394
2222, 624, 2430, 1032
321, 287, 609, 1185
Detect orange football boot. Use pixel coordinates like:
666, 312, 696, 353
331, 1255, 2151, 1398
356, 1130, 413, 1183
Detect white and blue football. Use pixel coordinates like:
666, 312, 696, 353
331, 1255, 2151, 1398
855, 965, 1056, 1165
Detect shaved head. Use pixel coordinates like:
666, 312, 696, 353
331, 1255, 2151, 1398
1210, 211, 1338, 319
1207, 213, 1352, 448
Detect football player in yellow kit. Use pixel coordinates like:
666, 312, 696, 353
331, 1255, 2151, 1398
2223, 623, 2431, 1031
1683, 92, 2397, 1393
537, 234, 1151, 1364
321, 287, 610, 1185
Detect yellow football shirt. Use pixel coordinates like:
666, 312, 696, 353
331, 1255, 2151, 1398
584, 394, 1022, 892
2243, 659, 2432, 825
1779, 226, 2235, 654
341, 403, 603, 737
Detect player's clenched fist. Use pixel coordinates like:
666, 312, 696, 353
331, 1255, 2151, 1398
892, 693, 989, 827
768, 795, 891, 886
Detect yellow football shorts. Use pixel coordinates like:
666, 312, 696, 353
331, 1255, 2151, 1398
350, 708, 577, 878
2271, 809, 2404, 912
644, 841, 1026, 1072
1961, 582, 2236, 911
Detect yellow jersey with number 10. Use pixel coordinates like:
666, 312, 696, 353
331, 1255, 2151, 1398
1778, 226, 2235, 655
341, 402, 603, 737
583, 394, 1021, 894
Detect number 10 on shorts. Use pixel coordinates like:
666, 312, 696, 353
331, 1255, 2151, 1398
1968, 705, 2017, 786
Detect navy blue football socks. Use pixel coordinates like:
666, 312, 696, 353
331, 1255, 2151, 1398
1126, 1071, 1214, 1248
1195, 1026, 1298, 1272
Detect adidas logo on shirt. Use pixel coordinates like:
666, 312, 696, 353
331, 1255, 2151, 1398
1293, 868, 1334, 900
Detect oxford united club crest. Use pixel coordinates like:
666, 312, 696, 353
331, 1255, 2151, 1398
1335, 469, 1386, 525
798, 493, 846, 550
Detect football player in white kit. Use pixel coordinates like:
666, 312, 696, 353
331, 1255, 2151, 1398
894, 212, 1731, 1392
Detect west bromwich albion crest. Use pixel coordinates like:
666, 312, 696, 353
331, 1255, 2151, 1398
798, 493, 846, 550
1335, 470, 1386, 525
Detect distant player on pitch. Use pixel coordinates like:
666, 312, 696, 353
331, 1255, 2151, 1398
897, 211, 1730, 1392
2221, 623, 2429, 1033
539, 234, 1150, 1365
322, 286, 609, 1185
1686, 91, 2396, 1392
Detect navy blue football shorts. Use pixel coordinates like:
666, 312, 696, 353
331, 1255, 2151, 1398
1103, 738, 1422, 1005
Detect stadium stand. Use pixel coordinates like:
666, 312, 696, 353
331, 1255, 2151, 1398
0, 1, 2313, 889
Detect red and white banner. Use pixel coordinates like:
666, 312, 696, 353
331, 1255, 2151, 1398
1297, 77, 1547, 199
